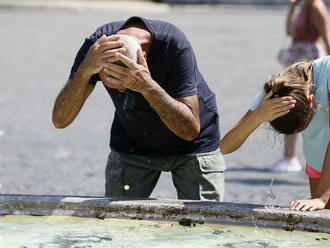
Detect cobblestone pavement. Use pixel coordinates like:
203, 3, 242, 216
0, 4, 310, 206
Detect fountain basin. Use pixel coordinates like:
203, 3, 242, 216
1, 194, 330, 247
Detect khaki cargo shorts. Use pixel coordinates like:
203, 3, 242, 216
105, 148, 225, 201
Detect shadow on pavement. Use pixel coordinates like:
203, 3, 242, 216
226, 178, 308, 186
226, 166, 305, 173
226, 167, 269, 172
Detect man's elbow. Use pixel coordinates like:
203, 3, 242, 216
52, 119, 67, 129
52, 115, 69, 129
183, 125, 200, 142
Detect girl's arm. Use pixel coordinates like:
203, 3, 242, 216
290, 141, 330, 211
219, 110, 261, 154
310, 0, 330, 54
317, 142, 330, 206
220, 92, 296, 154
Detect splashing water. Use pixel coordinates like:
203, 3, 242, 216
269, 177, 276, 200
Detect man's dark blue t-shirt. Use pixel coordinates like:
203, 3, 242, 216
69, 16, 220, 156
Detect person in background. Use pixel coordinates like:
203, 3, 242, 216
220, 57, 329, 211
273, 0, 330, 172
52, 17, 225, 201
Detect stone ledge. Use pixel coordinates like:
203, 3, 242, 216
1, 194, 330, 233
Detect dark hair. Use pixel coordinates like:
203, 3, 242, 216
264, 60, 315, 134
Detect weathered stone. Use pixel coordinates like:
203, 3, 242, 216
1, 194, 330, 233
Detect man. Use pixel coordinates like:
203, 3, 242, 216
52, 16, 225, 201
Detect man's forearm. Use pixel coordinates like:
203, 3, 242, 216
106, 50, 200, 141
142, 81, 200, 141
52, 63, 95, 128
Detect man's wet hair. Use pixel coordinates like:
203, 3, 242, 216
116, 34, 141, 65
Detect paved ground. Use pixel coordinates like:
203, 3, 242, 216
0, 3, 311, 206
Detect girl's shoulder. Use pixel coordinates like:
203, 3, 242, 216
312, 57, 330, 95
314, 55, 330, 63
313, 56, 330, 71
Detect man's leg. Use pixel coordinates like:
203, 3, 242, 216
105, 150, 161, 198
171, 148, 225, 201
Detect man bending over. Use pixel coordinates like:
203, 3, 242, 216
52, 16, 225, 201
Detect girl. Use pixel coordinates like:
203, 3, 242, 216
273, 0, 330, 172
220, 57, 330, 211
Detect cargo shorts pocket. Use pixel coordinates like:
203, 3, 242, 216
195, 149, 225, 201
196, 148, 226, 172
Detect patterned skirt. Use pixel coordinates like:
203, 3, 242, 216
278, 41, 325, 67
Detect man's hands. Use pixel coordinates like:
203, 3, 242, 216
82, 35, 125, 75
82, 34, 153, 93
290, 198, 326, 211
102, 49, 154, 93
253, 91, 296, 124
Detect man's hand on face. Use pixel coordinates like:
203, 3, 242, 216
82, 35, 125, 75
102, 49, 153, 93
99, 67, 127, 92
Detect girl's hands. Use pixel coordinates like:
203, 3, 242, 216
254, 91, 296, 124
290, 198, 326, 211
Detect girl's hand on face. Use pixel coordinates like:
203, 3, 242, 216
290, 198, 326, 211
254, 91, 296, 123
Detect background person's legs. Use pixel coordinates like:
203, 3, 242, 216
105, 151, 161, 198
284, 134, 297, 158
171, 149, 225, 201
269, 134, 302, 172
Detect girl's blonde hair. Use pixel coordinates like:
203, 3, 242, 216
264, 60, 315, 134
